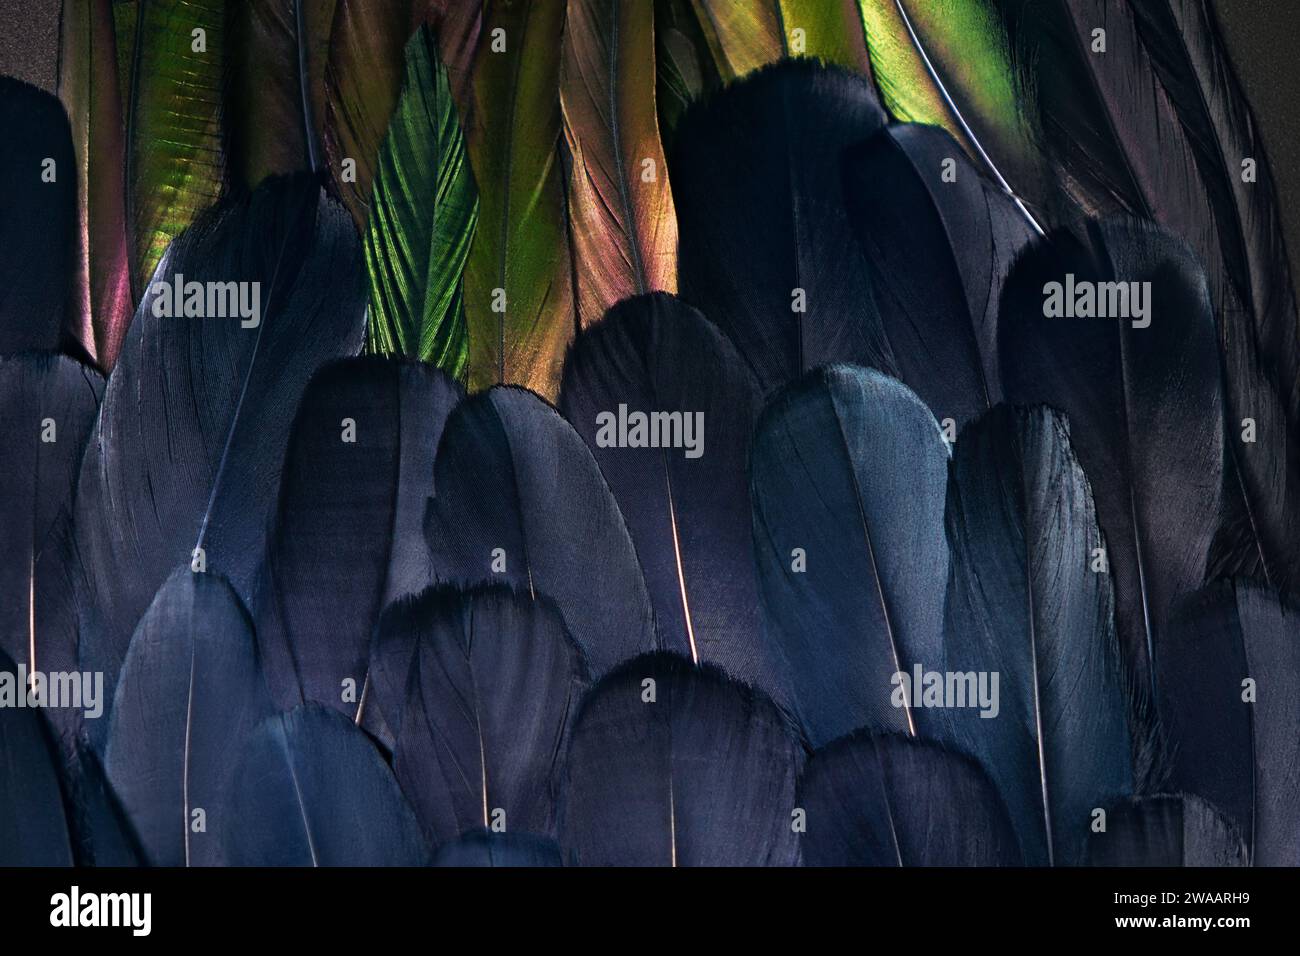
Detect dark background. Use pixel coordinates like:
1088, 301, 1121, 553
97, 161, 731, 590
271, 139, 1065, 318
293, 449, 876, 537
1, 0, 1296, 272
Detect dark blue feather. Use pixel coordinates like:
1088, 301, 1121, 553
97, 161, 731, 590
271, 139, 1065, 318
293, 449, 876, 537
558, 652, 801, 867
1084, 794, 1247, 867
424, 385, 655, 675
104, 569, 273, 866
429, 829, 563, 867
750, 365, 949, 747
944, 404, 1135, 866
798, 730, 1022, 866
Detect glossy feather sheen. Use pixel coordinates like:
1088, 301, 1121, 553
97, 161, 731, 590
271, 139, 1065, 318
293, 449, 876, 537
104, 570, 273, 866
364, 25, 478, 372
671, 61, 891, 393
221, 704, 428, 865
377, 585, 588, 846
689, 0, 784, 81
799, 730, 1022, 866
73, 176, 367, 718
1084, 794, 1248, 867
559, 293, 790, 709
424, 386, 655, 676
1159, 582, 1300, 865
57, 0, 134, 368
750, 365, 950, 748
463, 0, 573, 399
776, 0, 872, 74
560, 0, 678, 327
125, 0, 228, 300
0, 78, 77, 356
258, 357, 462, 722
559, 653, 802, 866
944, 404, 1133, 867
843, 122, 1035, 427
0, 354, 102, 679
997, 219, 1223, 697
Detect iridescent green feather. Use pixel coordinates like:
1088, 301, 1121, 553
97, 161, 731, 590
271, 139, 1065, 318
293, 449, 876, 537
363, 26, 478, 375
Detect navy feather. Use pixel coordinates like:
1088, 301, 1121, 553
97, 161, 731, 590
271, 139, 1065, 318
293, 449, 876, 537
429, 829, 563, 867
72, 174, 367, 719
372, 584, 588, 847
750, 365, 949, 748
1157, 581, 1300, 864
558, 292, 789, 708
997, 218, 1223, 696
220, 703, 429, 866
944, 404, 1135, 866
558, 652, 801, 866
1084, 794, 1248, 867
670, 60, 891, 393
104, 569, 273, 866
798, 730, 1022, 866
842, 123, 1035, 427
424, 385, 655, 675
256, 356, 462, 726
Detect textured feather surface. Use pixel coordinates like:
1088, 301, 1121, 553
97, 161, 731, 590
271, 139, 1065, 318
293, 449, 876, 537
776, 0, 872, 74
73, 176, 367, 716
323, 0, 423, 228
463, 0, 573, 399
104, 569, 272, 866
944, 404, 1134, 866
259, 357, 460, 724
750, 365, 949, 747
124, 0, 228, 299
998, 219, 1223, 696
798, 730, 1021, 866
57, 0, 134, 367
688, 0, 784, 81
375, 585, 588, 847
653, 0, 716, 146
671, 61, 890, 393
1158, 582, 1300, 865
425, 386, 654, 676
0, 77, 77, 355
843, 122, 1035, 426
1084, 794, 1248, 867
559, 652, 801, 866
429, 828, 563, 866
220, 703, 428, 865
559, 293, 788, 706
0, 648, 73, 866
560, 0, 678, 327
0, 354, 102, 680
364, 25, 478, 372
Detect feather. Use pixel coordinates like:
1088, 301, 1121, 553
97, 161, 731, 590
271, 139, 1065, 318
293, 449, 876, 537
428, 0, 482, 126
558, 293, 789, 708
560, 0, 678, 328
798, 730, 1022, 866
104, 569, 273, 866
258, 356, 461, 725
0, 354, 102, 682
1157, 581, 1300, 864
842, 122, 1035, 426
997, 219, 1223, 697
558, 652, 801, 866
0, 77, 77, 355
322, 0, 424, 228
56, 0, 134, 368
776, 0, 873, 75
688, 0, 784, 82
1084, 794, 1247, 867
462, 0, 573, 399
653, 0, 717, 147
670, 60, 891, 393
220, 703, 429, 865
226, 0, 334, 187
0, 649, 73, 866
73, 175, 367, 721
363, 24, 478, 372
429, 828, 562, 866
66, 742, 146, 867
944, 404, 1134, 866
122, 0, 228, 301
750, 365, 949, 748
373, 585, 588, 846
424, 385, 655, 676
